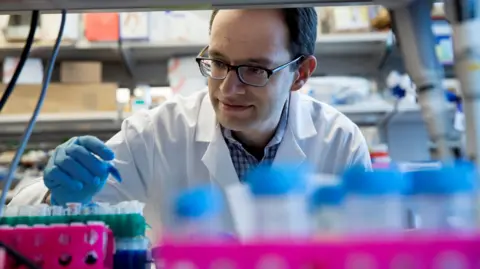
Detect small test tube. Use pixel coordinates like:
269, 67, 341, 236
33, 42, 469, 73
245, 164, 310, 238
66, 203, 82, 215
118, 201, 146, 214
35, 204, 50, 216
96, 203, 111, 215
4, 206, 19, 217
81, 204, 98, 215
408, 163, 477, 231
50, 206, 65, 216
342, 166, 409, 234
17, 205, 34, 216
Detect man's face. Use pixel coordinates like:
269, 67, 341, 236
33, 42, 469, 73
208, 9, 296, 134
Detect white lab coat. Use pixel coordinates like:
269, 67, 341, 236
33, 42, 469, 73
9, 89, 371, 240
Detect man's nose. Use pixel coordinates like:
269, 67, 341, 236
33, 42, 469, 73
220, 70, 246, 95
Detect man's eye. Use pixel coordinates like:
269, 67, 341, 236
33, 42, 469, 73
246, 67, 264, 75
212, 60, 227, 69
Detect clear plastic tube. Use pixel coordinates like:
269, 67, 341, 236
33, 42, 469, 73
172, 185, 225, 239
408, 163, 476, 231
310, 185, 345, 236
342, 166, 409, 233
245, 164, 310, 238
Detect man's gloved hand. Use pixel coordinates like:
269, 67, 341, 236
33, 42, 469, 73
44, 135, 115, 205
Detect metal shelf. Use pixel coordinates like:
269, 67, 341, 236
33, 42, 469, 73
0, 32, 391, 62
0, 32, 392, 87
0, 0, 373, 13
0, 112, 124, 134
0, 112, 125, 148
0, 101, 416, 141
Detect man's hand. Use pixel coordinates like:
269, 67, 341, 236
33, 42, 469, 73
43, 136, 115, 205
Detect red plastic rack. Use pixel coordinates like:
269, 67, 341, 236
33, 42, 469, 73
0, 223, 114, 269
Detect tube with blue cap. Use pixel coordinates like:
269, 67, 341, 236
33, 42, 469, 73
309, 185, 345, 237
407, 162, 477, 231
342, 166, 409, 233
172, 184, 225, 239
245, 164, 310, 238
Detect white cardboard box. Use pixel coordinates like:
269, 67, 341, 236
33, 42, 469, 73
3, 57, 43, 84
41, 13, 80, 41
119, 12, 150, 40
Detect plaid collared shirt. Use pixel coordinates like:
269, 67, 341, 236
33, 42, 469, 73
222, 102, 289, 182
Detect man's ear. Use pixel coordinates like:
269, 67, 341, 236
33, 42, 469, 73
291, 55, 317, 92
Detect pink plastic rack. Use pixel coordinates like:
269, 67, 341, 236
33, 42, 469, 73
154, 233, 480, 269
0, 223, 114, 269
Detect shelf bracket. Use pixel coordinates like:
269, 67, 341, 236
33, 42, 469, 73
118, 40, 138, 90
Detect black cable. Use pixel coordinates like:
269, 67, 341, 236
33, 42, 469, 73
0, 241, 40, 269
0, 11, 39, 112
0, 9, 66, 213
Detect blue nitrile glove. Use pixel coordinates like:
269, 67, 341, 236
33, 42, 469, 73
43, 135, 115, 205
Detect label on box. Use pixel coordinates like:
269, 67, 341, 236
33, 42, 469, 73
120, 12, 149, 40
433, 21, 454, 65
454, 111, 465, 132
3, 57, 43, 84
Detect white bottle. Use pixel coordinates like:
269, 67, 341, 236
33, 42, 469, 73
342, 166, 409, 233
245, 164, 310, 238
310, 185, 345, 236
408, 163, 476, 231
131, 84, 152, 112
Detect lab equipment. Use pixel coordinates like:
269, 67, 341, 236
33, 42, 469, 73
9, 89, 372, 238
443, 0, 480, 168
377, 0, 453, 161
309, 185, 345, 236
342, 166, 409, 233
114, 238, 150, 269
245, 164, 311, 238
0, 201, 146, 238
408, 163, 477, 230
172, 184, 225, 239
0, 222, 114, 269
44, 135, 116, 205
0, 10, 64, 217
156, 232, 480, 269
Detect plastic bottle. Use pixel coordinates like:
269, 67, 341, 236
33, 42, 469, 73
309, 185, 345, 237
407, 163, 476, 231
114, 237, 150, 269
245, 164, 310, 238
342, 166, 409, 233
173, 184, 225, 239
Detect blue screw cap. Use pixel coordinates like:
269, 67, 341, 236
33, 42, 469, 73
310, 185, 345, 208
408, 162, 476, 195
245, 163, 308, 196
342, 166, 409, 196
174, 185, 224, 219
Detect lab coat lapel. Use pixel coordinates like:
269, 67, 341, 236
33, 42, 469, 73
202, 128, 240, 187
196, 94, 239, 187
273, 92, 317, 168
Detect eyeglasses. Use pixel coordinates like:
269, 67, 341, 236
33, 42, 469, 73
195, 46, 304, 87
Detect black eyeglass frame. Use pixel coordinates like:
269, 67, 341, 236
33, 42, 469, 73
195, 45, 305, 87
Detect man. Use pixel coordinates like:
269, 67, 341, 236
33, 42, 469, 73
9, 8, 371, 237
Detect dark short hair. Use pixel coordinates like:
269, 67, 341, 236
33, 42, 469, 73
209, 8, 317, 59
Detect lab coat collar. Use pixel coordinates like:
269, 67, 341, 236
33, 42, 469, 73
195, 91, 317, 142
198, 91, 318, 187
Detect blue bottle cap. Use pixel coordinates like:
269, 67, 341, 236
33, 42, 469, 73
245, 163, 308, 196
408, 163, 476, 195
309, 185, 345, 209
342, 166, 408, 196
174, 185, 224, 219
